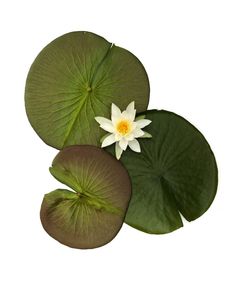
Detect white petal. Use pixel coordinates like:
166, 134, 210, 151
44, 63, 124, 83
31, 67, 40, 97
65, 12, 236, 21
122, 109, 136, 121
115, 133, 122, 141
131, 121, 137, 130
133, 128, 145, 138
95, 117, 114, 133
125, 133, 135, 141
126, 101, 135, 113
129, 108, 136, 121
119, 138, 128, 151
100, 123, 114, 133
95, 116, 112, 126
115, 142, 123, 160
128, 139, 141, 153
101, 134, 116, 147
121, 101, 136, 121
100, 133, 110, 143
136, 119, 152, 129
111, 103, 122, 123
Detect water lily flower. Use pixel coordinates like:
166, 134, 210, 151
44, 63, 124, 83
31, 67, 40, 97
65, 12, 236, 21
95, 102, 152, 159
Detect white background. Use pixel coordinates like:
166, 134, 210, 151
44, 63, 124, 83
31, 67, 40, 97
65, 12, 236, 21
1, 0, 235, 294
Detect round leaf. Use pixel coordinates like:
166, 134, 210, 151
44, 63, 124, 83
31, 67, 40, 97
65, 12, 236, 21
40, 145, 131, 249
25, 31, 150, 149
106, 110, 218, 234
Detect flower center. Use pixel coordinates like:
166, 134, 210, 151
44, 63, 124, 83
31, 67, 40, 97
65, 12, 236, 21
116, 120, 131, 135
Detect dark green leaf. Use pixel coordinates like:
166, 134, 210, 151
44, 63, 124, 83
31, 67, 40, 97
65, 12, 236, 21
106, 110, 218, 234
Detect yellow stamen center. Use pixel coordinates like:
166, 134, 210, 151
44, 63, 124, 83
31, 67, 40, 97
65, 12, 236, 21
116, 120, 131, 135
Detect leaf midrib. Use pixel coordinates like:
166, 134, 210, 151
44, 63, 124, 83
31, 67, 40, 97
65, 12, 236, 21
50, 166, 123, 216
62, 92, 89, 147
62, 43, 114, 148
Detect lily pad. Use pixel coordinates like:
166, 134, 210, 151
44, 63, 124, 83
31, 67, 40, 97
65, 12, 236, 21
25, 31, 150, 149
106, 110, 218, 234
40, 145, 131, 249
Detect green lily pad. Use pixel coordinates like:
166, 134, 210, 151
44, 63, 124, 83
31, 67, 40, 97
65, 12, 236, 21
25, 31, 150, 149
40, 145, 131, 249
106, 110, 218, 234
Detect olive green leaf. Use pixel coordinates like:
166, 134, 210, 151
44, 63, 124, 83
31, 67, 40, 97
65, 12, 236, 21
40, 145, 131, 249
106, 110, 218, 234
25, 31, 150, 149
